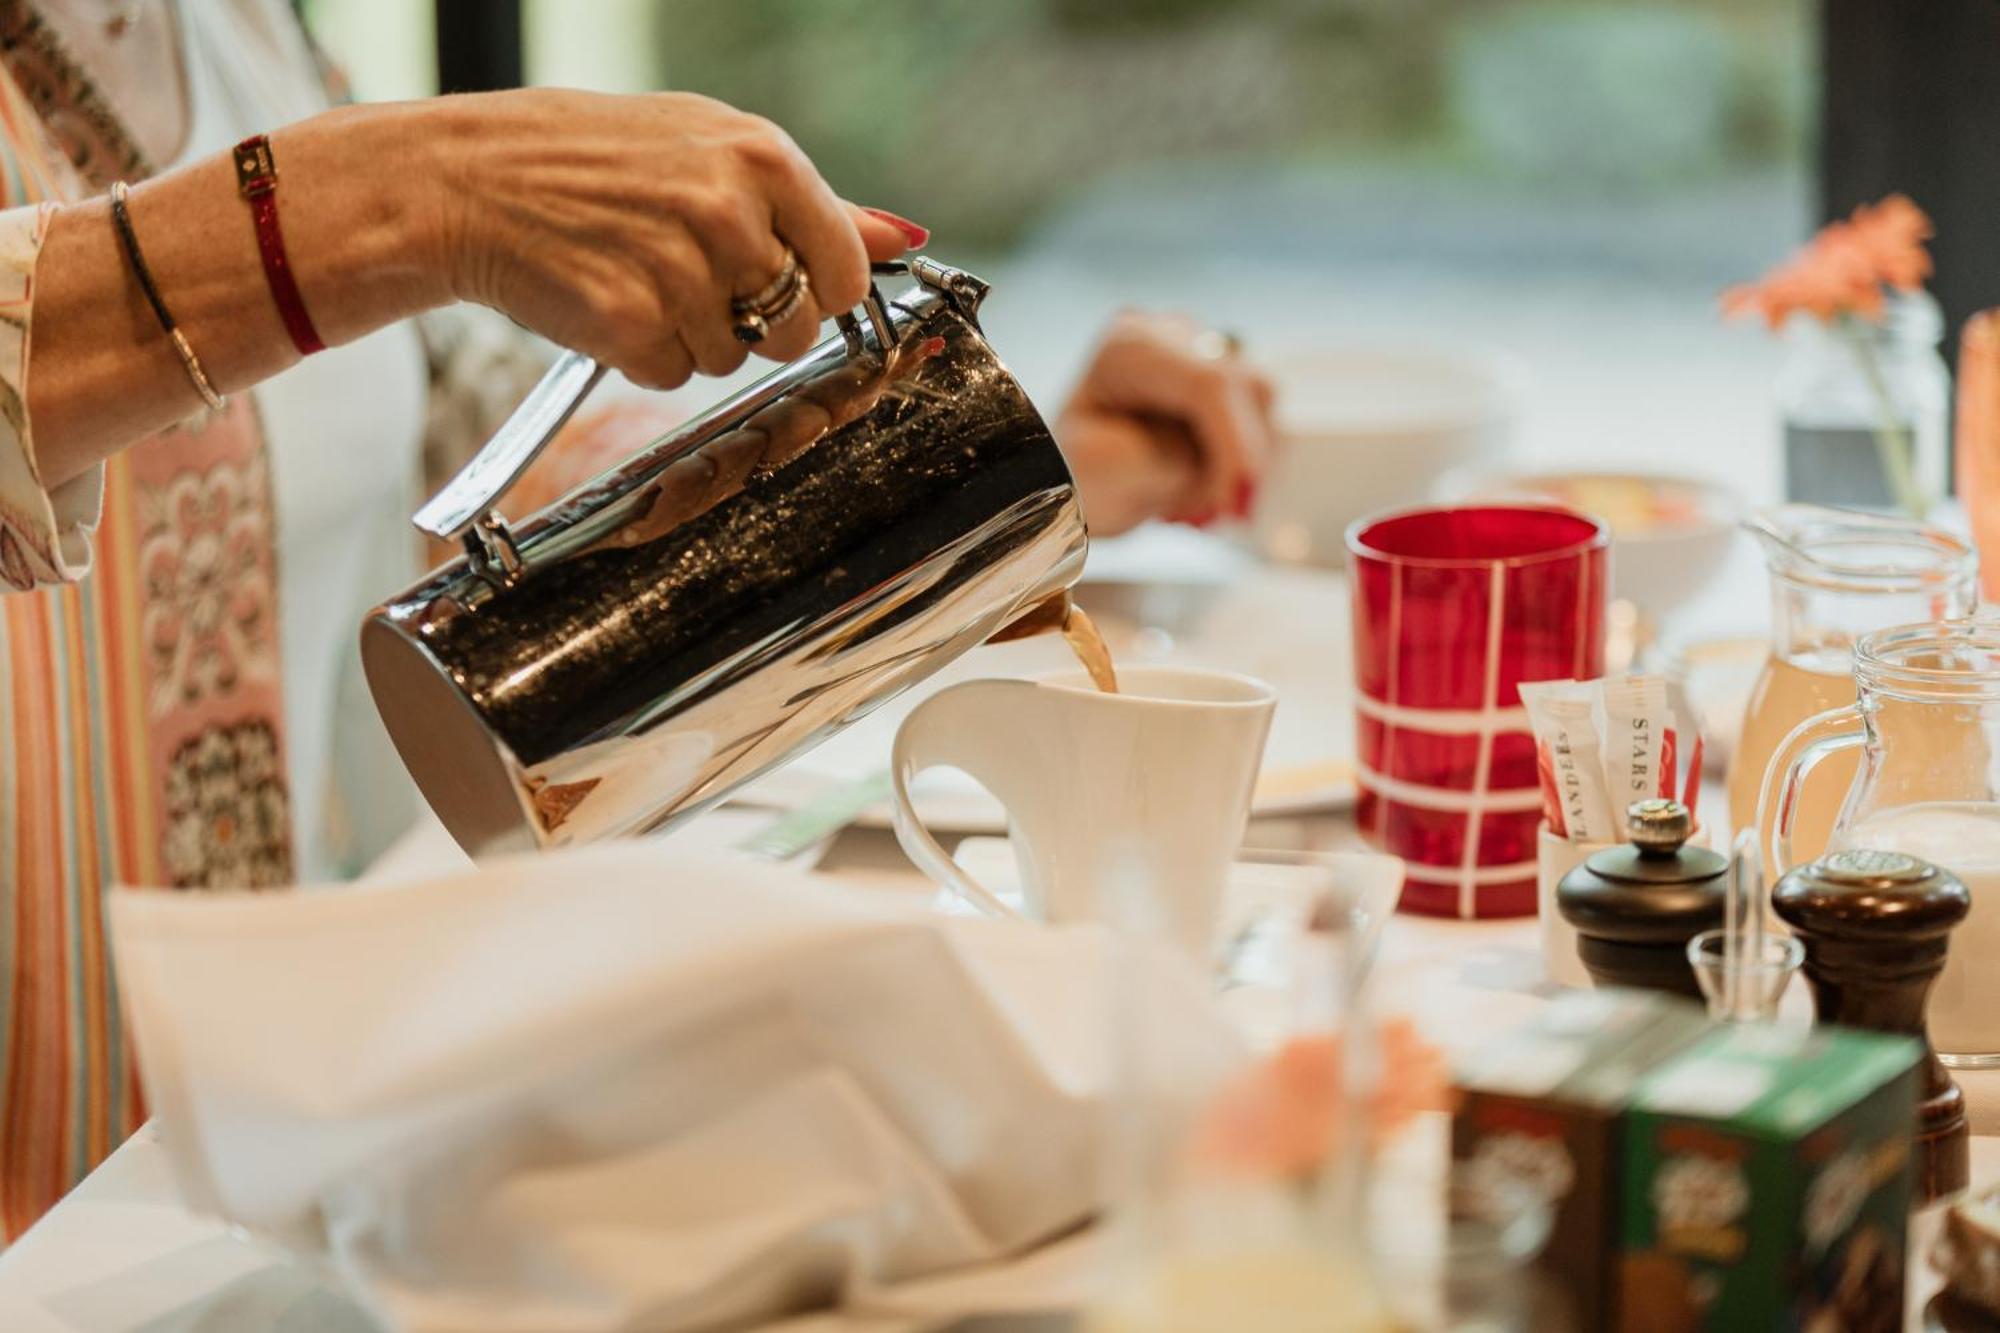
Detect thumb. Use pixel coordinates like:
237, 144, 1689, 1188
848, 203, 930, 262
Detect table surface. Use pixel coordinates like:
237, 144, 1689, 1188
1, 524, 1990, 1330
0, 801, 1993, 1332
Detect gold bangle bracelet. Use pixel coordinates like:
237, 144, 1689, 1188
165, 327, 224, 412
109, 181, 225, 412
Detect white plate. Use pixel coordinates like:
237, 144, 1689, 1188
732, 559, 1357, 833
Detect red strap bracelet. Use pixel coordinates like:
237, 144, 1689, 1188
232, 135, 324, 356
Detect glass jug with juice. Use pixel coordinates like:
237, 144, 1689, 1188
1761, 620, 2000, 1066
1725, 505, 1975, 866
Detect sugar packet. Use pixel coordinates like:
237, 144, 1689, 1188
1599, 675, 1677, 841
1522, 675, 1704, 844
1520, 679, 1615, 844
1663, 677, 1704, 817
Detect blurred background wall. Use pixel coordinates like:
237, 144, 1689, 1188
301, 0, 1812, 252
291, 0, 2000, 518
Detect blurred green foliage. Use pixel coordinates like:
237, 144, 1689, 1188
642, 0, 1806, 245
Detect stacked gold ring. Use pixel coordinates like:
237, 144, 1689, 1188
731, 248, 810, 344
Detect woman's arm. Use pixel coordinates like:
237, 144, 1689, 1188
27, 89, 919, 490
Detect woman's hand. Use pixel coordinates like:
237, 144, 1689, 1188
1056, 312, 1277, 538
25, 90, 925, 489
436, 89, 924, 391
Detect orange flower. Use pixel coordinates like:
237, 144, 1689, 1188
1721, 194, 1933, 330
1192, 1018, 1452, 1180
1849, 194, 1934, 289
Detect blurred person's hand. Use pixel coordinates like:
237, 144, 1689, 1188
1055, 312, 1277, 537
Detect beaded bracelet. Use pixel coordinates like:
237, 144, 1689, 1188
108, 181, 224, 412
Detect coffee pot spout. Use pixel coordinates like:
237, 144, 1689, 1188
986, 590, 1072, 644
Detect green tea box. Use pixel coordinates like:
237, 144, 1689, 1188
1617, 1022, 1920, 1332
1453, 989, 1712, 1329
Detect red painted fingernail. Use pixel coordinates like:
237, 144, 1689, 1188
1233, 478, 1257, 519
862, 207, 929, 249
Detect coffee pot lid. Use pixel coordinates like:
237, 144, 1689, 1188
1556, 799, 1727, 942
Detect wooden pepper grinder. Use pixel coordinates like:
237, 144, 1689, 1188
1556, 799, 1725, 1000
1772, 847, 1971, 1203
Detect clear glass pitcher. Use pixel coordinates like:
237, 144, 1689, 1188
1760, 620, 2000, 1066
1724, 505, 1976, 869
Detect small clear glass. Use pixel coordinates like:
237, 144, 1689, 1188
1372, 1167, 1572, 1332
1088, 847, 1401, 1331
1776, 289, 1950, 512
1687, 929, 1804, 1023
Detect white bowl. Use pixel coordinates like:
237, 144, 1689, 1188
1252, 346, 1519, 567
1434, 468, 1741, 617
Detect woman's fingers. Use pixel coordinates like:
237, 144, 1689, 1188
1180, 370, 1261, 515
762, 154, 871, 333
850, 203, 929, 260
1095, 334, 1272, 514
624, 331, 696, 393
750, 284, 825, 363
1059, 408, 1198, 538
456, 91, 928, 385
649, 231, 752, 379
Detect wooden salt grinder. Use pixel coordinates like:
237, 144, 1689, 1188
1772, 848, 1971, 1204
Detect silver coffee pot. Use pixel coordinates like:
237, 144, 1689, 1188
363, 258, 1086, 858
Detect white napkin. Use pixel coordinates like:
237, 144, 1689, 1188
109, 841, 1245, 1333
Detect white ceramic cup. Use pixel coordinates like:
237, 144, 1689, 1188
1252, 346, 1518, 567
891, 666, 1277, 958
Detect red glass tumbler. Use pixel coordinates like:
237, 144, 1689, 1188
1347, 504, 1608, 918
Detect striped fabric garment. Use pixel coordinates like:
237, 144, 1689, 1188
0, 60, 292, 1238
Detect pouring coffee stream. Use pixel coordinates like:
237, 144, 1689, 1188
987, 589, 1121, 694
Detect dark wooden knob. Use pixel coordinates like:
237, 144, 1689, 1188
1773, 848, 1971, 1204
1556, 801, 1725, 1000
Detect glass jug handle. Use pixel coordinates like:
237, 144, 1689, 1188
1755, 704, 1866, 877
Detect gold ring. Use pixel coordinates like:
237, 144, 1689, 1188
736, 248, 801, 314
1190, 328, 1242, 362
732, 247, 807, 344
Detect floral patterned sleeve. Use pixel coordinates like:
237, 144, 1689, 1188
0, 200, 102, 592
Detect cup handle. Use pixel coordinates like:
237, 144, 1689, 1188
1755, 703, 1866, 877
890, 679, 1041, 920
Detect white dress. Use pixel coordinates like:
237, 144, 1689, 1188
175, 0, 430, 879
0, 0, 453, 1234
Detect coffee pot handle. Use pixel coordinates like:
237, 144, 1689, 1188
414, 349, 608, 547
1756, 703, 1866, 876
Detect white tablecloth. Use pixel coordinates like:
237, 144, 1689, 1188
0, 811, 1991, 1331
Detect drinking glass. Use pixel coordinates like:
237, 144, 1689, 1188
1347, 504, 1608, 918
1088, 849, 1396, 1332
1372, 1166, 1573, 1332
1687, 930, 1805, 1023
